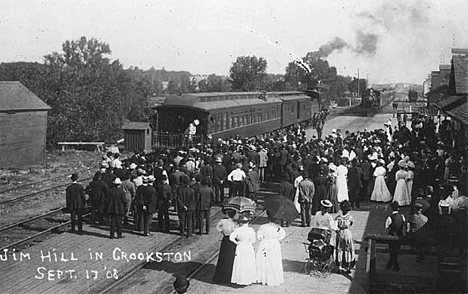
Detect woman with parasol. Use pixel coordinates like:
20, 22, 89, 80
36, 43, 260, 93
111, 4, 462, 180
213, 207, 238, 284
256, 212, 286, 286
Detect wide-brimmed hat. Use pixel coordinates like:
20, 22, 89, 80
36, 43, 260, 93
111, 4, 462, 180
368, 154, 378, 161
414, 202, 423, 210
148, 175, 155, 182
129, 163, 137, 169
143, 176, 149, 183
236, 163, 242, 168
328, 163, 337, 171
320, 199, 333, 208
414, 188, 425, 197
173, 275, 189, 292
113, 178, 122, 185
407, 161, 415, 169
398, 160, 407, 168
215, 157, 222, 163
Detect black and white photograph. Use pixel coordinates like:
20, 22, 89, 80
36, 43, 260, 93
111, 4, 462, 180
0, 0, 467, 293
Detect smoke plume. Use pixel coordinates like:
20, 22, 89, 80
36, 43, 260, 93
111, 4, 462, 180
354, 31, 378, 55
315, 37, 349, 59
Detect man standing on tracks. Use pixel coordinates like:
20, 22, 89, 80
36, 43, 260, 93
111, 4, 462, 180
66, 173, 87, 234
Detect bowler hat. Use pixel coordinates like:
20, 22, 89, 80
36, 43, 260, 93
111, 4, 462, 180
71, 173, 79, 181
173, 275, 189, 293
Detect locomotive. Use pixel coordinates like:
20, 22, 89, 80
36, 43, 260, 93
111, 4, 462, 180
360, 88, 395, 116
153, 91, 320, 147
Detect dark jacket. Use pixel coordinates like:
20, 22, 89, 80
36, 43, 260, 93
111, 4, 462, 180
198, 186, 214, 210
389, 213, 405, 237
279, 180, 295, 201
213, 164, 227, 184
85, 179, 107, 209
176, 185, 196, 211
66, 182, 87, 211
156, 182, 172, 208
107, 186, 127, 215
348, 166, 362, 190
142, 185, 158, 214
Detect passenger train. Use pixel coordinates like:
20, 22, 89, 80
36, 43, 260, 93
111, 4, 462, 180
360, 88, 396, 116
153, 91, 320, 147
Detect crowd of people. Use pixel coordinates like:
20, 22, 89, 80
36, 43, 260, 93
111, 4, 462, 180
65, 110, 467, 286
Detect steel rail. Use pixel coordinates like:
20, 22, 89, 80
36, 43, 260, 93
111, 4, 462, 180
0, 207, 65, 233
0, 176, 93, 206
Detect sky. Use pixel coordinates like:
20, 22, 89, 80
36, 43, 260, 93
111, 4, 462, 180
1, 0, 467, 84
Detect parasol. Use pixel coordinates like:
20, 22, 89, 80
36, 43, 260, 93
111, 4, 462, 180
224, 196, 256, 213
264, 194, 300, 223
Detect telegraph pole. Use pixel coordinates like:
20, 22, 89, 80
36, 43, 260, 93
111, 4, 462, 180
357, 67, 360, 98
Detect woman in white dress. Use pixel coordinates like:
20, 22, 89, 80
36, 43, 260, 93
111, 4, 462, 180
230, 214, 257, 285
336, 158, 349, 202
393, 160, 411, 206
406, 161, 415, 199
371, 159, 392, 202
256, 214, 286, 286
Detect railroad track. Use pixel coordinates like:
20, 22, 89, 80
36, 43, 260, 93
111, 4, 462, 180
0, 175, 93, 206
0, 207, 76, 251
0, 169, 92, 195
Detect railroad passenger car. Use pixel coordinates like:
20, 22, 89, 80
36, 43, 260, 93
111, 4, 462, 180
153, 91, 318, 147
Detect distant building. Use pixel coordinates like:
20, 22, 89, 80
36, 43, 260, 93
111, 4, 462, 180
0, 81, 51, 168
433, 48, 468, 136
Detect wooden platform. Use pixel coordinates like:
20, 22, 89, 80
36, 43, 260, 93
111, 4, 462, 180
0, 191, 444, 294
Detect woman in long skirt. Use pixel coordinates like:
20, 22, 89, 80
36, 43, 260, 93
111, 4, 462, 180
393, 160, 411, 206
335, 201, 356, 273
213, 209, 238, 284
230, 213, 257, 285
370, 159, 392, 202
256, 214, 286, 286
336, 158, 349, 202
313, 171, 328, 214
326, 164, 339, 213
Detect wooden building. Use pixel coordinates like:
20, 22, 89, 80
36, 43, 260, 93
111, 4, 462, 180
0, 81, 51, 168
121, 122, 153, 152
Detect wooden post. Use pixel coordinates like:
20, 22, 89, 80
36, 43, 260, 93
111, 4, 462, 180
366, 238, 376, 285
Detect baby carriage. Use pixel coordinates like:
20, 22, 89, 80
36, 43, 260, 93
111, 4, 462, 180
303, 228, 335, 277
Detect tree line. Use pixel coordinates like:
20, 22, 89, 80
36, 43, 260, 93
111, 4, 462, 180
0, 36, 366, 148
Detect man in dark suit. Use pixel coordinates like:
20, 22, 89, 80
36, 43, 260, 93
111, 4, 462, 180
198, 177, 214, 235
176, 175, 196, 237
156, 175, 172, 232
212, 157, 227, 203
66, 173, 87, 234
279, 173, 295, 227
142, 176, 158, 236
107, 177, 128, 239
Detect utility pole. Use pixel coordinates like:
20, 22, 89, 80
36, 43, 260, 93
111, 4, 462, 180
357, 67, 360, 98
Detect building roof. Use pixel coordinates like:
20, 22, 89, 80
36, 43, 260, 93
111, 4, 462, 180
434, 95, 465, 110
158, 91, 307, 111
0, 81, 51, 112
452, 54, 468, 94
147, 96, 166, 108
121, 122, 152, 130
444, 96, 468, 125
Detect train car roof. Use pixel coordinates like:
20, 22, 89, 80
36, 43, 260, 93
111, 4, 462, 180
157, 91, 309, 111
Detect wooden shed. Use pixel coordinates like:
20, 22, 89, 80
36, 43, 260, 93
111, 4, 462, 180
0, 81, 51, 168
121, 122, 153, 152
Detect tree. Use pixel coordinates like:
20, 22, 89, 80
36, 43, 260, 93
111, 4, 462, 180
43, 36, 128, 145
348, 78, 368, 96
229, 56, 267, 91
198, 74, 231, 92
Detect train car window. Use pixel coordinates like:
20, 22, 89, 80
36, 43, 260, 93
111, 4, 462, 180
223, 113, 228, 130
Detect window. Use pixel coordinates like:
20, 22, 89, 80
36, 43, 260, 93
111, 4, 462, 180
223, 113, 228, 130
